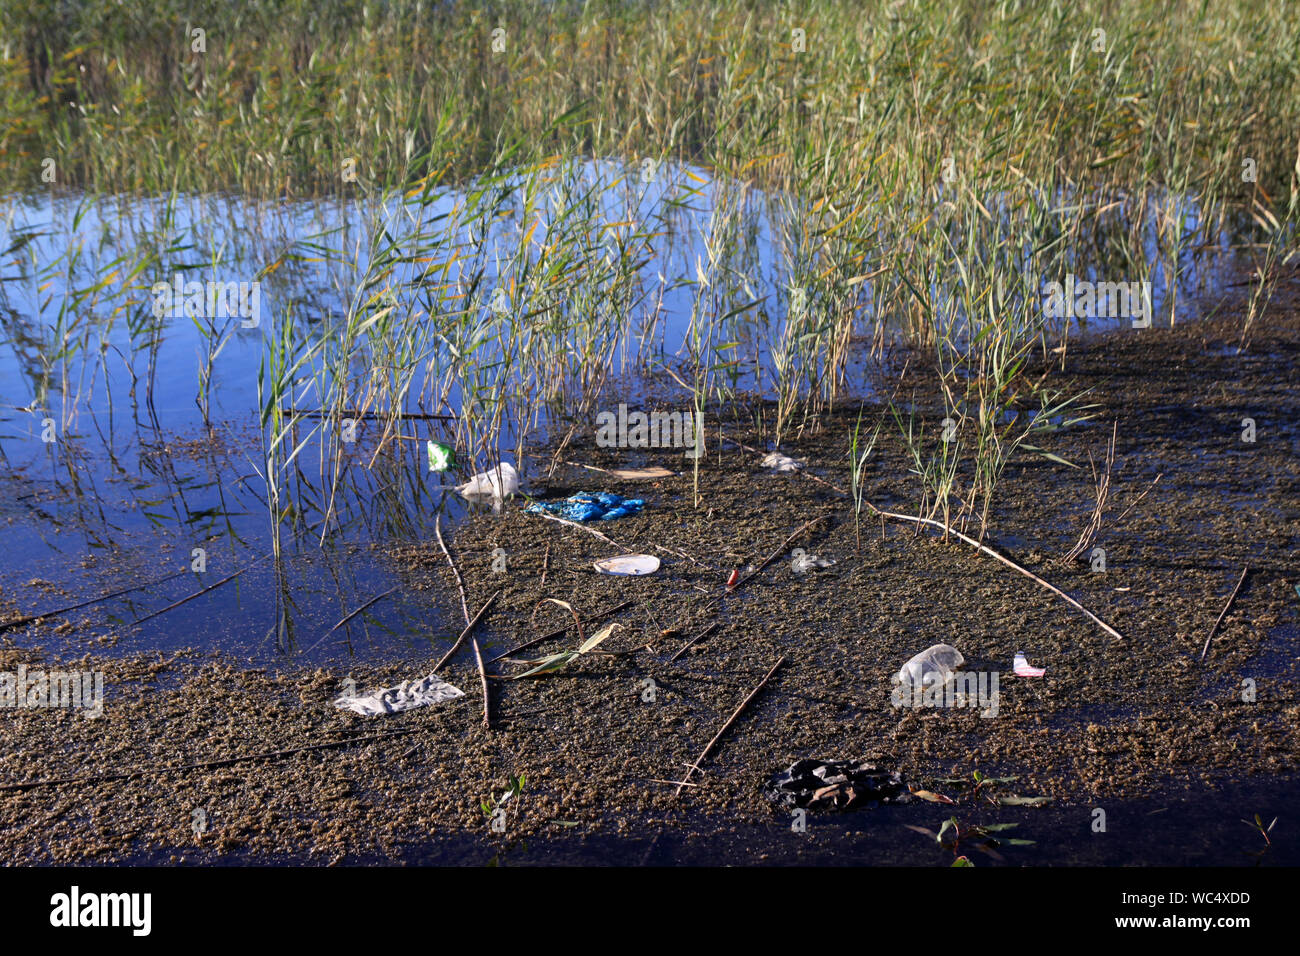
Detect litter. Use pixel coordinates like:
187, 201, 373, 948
456, 462, 519, 500
592, 553, 659, 576
609, 466, 674, 480
791, 549, 835, 574
427, 441, 455, 472
333, 673, 464, 716
764, 759, 913, 811
1013, 651, 1046, 677
761, 451, 804, 473
565, 462, 674, 480
895, 643, 965, 689
525, 491, 644, 522
725, 569, 740, 591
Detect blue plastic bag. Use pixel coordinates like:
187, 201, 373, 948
525, 491, 646, 522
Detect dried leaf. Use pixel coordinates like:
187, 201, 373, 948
911, 788, 956, 804
513, 650, 579, 679
997, 795, 1053, 807
577, 621, 623, 654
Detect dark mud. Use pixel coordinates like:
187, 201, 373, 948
2, 278, 1299, 865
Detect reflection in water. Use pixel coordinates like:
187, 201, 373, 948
0, 167, 1251, 664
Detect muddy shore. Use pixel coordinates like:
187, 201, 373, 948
2, 280, 1298, 866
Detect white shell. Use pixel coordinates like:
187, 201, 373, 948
592, 553, 661, 576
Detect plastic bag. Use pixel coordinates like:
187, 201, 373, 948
526, 491, 644, 522
455, 461, 519, 500
895, 643, 965, 689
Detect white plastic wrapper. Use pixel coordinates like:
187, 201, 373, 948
894, 643, 965, 689
455, 461, 519, 500
333, 674, 464, 716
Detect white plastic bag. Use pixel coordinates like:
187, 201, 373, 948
895, 643, 965, 689
455, 461, 519, 500
762, 452, 804, 473
333, 673, 464, 716
791, 550, 835, 574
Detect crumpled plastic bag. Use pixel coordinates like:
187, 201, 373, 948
895, 643, 965, 689
525, 491, 645, 522
333, 673, 464, 716
764, 759, 913, 811
456, 462, 519, 500
762, 452, 804, 473
791, 551, 836, 574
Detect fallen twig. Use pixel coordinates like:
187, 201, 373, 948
530, 509, 630, 551
303, 585, 400, 655
122, 519, 326, 631
435, 511, 471, 626
1113, 472, 1164, 525
1200, 566, 1249, 662
473, 638, 492, 729
676, 655, 785, 795
0, 566, 190, 633
667, 623, 720, 663
432, 590, 500, 673
730, 514, 833, 594
128, 553, 273, 628
864, 501, 1125, 642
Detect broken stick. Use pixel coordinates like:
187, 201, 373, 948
435, 511, 471, 626
863, 502, 1125, 643
667, 622, 719, 663
1200, 566, 1249, 662
473, 637, 492, 729
432, 590, 500, 673
303, 585, 400, 655
676, 655, 785, 795
486, 600, 634, 664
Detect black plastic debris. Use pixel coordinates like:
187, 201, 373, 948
764, 759, 913, 811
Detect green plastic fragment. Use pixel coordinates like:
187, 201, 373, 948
427, 441, 455, 472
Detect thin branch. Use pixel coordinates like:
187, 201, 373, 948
432, 590, 500, 673
127, 552, 273, 628
530, 509, 630, 551
473, 638, 492, 729
435, 510, 471, 626
676, 655, 785, 795
486, 600, 634, 664
303, 585, 400, 655
0, 566, 190, 634
729, 514, 833, 593
667, 623, 719, 663
1200, 566, 1249, 662
863, 501, 1125, 642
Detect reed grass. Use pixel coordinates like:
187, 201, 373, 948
2, 0, 1297, 537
